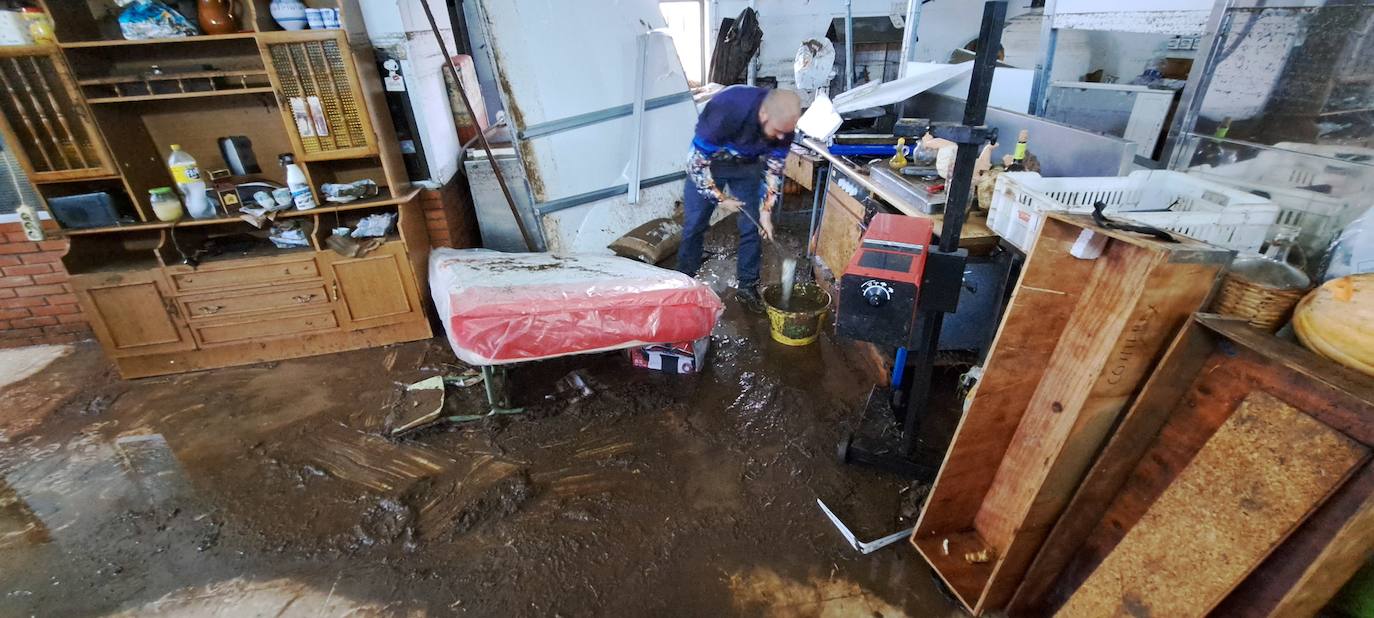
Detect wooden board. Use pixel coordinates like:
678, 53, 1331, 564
1057, 391, 1367, 617
1008, 319, 1218, 615
1009, 315, 1374, 617
813, 180, 865, 277
931, 211, 999, 254
784, 151, 816, 190
912, 213, 1232, 615
1215, 466, 1374, 617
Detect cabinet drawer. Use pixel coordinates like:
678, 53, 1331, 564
193, 310, 338, 346
180, 284, 329, 320
170, 257, 319, 292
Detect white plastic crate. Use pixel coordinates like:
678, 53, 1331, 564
988, 170, 1279, 254
1187, 170, 1365, 260
1194, 142, 1374, 194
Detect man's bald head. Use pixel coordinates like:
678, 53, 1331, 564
759, 89, 801, 140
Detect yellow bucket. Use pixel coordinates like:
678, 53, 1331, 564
763, 282, 831, 346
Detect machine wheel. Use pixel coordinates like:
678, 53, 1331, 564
837, 433, 855, 464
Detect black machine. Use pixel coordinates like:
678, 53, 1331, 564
834, 1, 1007, 479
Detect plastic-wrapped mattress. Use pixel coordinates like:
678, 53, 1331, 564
429, 249, 724, 366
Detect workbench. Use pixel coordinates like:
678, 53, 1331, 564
800, 137, 1013, 361
800, 137, 1001, 255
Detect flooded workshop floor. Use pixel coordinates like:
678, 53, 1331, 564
0, 215, 964, 617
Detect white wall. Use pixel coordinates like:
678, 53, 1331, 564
709, 0, 1030, 89
358, 0, 462, 186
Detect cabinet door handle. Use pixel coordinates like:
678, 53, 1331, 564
330, 282, 339, 302
197, 305, 224, 315
293, 294, 316, 304
163, 298, 180, 319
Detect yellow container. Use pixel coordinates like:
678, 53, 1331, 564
763, 282, 831, 346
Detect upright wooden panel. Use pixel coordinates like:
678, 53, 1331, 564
1058, 392, 1366, 617
912, 213, 1233, 615
814, 180, 865, 277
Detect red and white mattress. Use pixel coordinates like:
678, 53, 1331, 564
429, 249, 723, 366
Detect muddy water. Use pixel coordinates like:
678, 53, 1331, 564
0, 210, 962, 617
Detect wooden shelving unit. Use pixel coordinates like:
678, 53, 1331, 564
58, 32, 260, 48
6, 0, 431, 378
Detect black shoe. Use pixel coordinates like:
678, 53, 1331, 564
736, 286, 765, 315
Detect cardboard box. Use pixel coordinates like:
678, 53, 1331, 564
627, 337, 710, 374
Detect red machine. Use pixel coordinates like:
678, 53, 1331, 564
836, 214, 935, 347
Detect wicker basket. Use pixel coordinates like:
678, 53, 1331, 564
1213, 271, 1308, 332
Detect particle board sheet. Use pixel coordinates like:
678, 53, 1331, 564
813, 180, 866, 276
1056, 391, 1367, 618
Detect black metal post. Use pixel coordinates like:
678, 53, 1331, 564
938, 1, 1005, 252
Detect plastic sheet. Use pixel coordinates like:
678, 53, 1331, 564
429, 249, 724, 366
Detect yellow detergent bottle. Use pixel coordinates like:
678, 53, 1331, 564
889, 137, 909, 170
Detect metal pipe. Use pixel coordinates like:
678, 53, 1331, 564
1029, 0, 1058, 115
845, 0, 855, 90
629, 33, 650, 204
420, 0, 536, 252
806, 164, 829, 258
941, 1, 1006, 253
897, 0, 923, 78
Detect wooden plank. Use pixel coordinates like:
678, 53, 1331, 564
974, 240, 1163, 551
58, 33, 258, 49
1007, 318, 1219, 616
976, 248, 1223, 612
1057, 391, 1367, 617
784, 151, 815, 190
913, 214, 1231, 615
814, 180, 865, 277
85, 87, 276, 105
915, 218, 1094, 536
1215, 465, 1374, 617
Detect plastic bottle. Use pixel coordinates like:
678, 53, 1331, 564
167, 144, 212, 219
1006, 129, 1030, 172
279, 153, 315, 210
149, 187, 184, 222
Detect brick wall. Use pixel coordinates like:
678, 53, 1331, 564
418, 175, 481, 249
0, 220, 90, 348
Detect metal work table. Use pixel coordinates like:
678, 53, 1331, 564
799, 136, 1000, 252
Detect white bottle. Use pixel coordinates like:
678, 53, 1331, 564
168, 144, 213, 219
279, 153, 316, 210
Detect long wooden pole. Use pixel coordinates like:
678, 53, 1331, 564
418, 0, 535, 252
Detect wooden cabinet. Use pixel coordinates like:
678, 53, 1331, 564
73, 239, 430, 378
73, 271, 194, 358
320, 242, 422, 331
11, 2, 431, 378
258, 30, 378, 161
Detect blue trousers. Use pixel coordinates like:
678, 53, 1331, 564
678, 163, 763, 287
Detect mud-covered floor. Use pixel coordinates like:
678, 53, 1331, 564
0, 205, 966, 617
